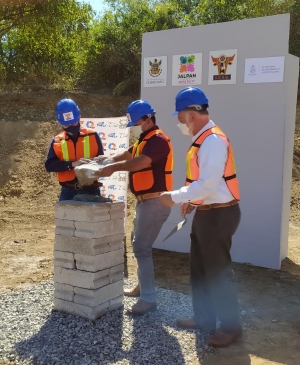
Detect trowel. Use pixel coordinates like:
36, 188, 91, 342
162, 214, 187, 242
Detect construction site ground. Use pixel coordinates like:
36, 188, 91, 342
0, 90, 300, 365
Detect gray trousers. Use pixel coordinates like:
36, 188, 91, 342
191, 204, 241, 334
131, 198, 171, 302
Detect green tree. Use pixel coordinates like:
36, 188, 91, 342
80, 0, 182, 96
0, 0, 94, 85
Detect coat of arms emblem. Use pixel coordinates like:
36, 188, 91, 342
149, 59, 162, 77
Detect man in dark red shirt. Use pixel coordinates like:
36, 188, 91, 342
95, 100, 173, 315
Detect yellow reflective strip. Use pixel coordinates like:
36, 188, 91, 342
61, 140, 69, 161
186, 148, 194, 179
135, 145, 141, 157
132, 141, 139, 157
83, 136, 90, 158
135, 141, 146, 158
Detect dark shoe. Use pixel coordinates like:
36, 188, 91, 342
176, 317, 215, 334
206, 329, 242, 348
127, 300, 157, 315
124, 285, 140, 297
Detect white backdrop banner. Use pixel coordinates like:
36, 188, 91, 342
81, 117, 129, 203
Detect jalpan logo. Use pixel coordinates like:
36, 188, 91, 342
149, 58, 162, 77
179, 55, 195, 74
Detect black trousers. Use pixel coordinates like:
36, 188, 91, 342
190, 204, 241, 334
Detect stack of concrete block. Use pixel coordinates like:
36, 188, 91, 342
53, 200, 125, 321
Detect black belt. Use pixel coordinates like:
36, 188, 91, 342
61, 182, 102, 190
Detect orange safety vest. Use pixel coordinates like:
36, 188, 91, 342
131, 129, 173, 193
186, 126, 240, 205
53, 127, 99, 182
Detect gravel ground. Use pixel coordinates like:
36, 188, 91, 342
0, 279, 215, 365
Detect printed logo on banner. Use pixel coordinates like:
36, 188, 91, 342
208, 49, 237, 85
211, 54, 235, 80
108, 121, 118, 128
118, 172, 126, 181
179, 55, 195, 74
172, 53, 202, 86
86, 120, 95, 128
119, 118, 128, 129
249, 65, 257, 74
108, 143, 117, 150
81, 117, 129, 204
149, 58, 162, 77
143, 56, 167, 87
108, 194, 115, 200
99, 132, 106, 140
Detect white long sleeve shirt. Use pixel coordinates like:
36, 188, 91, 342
171, 120, 235, 205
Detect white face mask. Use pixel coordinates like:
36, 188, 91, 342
132, 125, 143, 138
177, 123, 191, 136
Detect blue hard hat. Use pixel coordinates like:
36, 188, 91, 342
126, 100, 155, 127
56, 98, 81, 126
173, 87, 209, 115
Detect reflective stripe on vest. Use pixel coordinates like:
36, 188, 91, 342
53, 128, 98, 182
61, 140, 69, 161
185, 126, 240, 205
131, 129, 173, 192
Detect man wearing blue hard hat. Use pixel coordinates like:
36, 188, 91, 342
94, 99, 174, 315
160, 87, 242, 348
45, 98, 104, 201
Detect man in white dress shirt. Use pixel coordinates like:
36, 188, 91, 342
159, 87, 242, 348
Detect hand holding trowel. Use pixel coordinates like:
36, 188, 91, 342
162, 203, 195, 242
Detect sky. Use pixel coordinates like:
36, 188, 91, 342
81, 0, 108, 14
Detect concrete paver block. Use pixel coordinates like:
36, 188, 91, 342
109, 295, 124, 311
55, 219, 75, 229
54, 282, 74, 293
54, 290, 74, 302
73, 277, 110, 298
109, 272, 123, 284
74, 280, 123, 307
55, 227, 74, 237
54, 298, 109, 321
74, 218, 125, 239
55, 235, 109, 255
54, 266, 110, 289
54, 259, 75, 269
53, 251, 74, 261
109, 264, 124, 275
75, 249, 124, 272
55, 200, 125, 222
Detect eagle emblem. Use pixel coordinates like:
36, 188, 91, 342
149, 59, 162, 77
